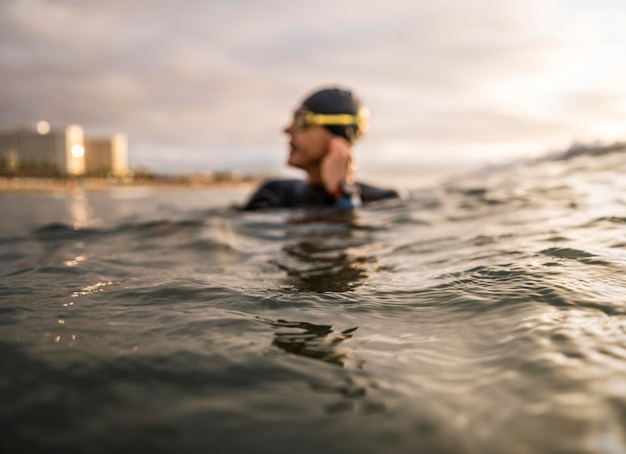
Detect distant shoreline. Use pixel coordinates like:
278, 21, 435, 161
0, 176, 260, 193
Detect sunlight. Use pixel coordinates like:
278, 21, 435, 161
65, 124, 85, 175
36, 120, 50, 135
70, 144, 85, 158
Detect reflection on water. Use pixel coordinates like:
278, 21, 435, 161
264, 318, 360, 367
271, 216, 376, 292
260, 215, 386, 413
260, 317, 385, 415
67, 188, 101, 229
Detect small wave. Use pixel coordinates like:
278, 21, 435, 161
548, 142, 626, 162
115, 218, 205, 236
540, 247, 596, 260
592, 216, 626, 225
29, 218, 210, 246
32, 222, 100, 240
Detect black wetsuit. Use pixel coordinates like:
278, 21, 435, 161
242, 179, 400, 211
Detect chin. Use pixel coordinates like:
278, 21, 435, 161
287, 155, 302, 169
288, 161, 304, 170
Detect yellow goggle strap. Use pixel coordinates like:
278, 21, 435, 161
297, 109, 369, 133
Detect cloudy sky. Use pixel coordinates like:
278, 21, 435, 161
1, 0, 625, 182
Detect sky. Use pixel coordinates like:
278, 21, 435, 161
1, 0, 625, 183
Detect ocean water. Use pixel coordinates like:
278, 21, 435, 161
1, 148, 626, 454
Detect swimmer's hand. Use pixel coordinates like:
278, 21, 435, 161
321, 137, 356, 195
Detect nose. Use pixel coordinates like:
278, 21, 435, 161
283, 123, 294, 135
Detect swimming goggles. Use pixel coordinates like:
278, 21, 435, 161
291, 109, 369, 132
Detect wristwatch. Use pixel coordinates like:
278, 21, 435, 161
331, 180, 359, 199
332, 180, 362, 209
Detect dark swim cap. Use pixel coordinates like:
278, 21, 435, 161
300, 87, 366, 144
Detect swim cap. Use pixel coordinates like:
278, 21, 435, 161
300, 87, 366, 144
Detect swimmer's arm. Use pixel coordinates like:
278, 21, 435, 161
321, 137, 362, 209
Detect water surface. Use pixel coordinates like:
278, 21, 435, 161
2, 150, 626, 453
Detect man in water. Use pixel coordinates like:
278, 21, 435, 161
243, 86, 400, 210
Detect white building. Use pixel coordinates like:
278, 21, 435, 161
84, 134, 129, 176
0, 122, 129, 176
0, 122, 85, 175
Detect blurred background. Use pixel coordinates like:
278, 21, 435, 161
1, 0, 625, 186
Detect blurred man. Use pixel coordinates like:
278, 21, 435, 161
243, 86, 399, 210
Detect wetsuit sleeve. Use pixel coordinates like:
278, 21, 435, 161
242, 182, 282, 210
241, 179, 396, 210
358, 183, 401, 203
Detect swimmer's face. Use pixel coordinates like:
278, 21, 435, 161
284, 109, 333, 171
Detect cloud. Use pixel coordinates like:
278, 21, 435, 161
563, 91, 626, 117
1, 0, 625, 174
